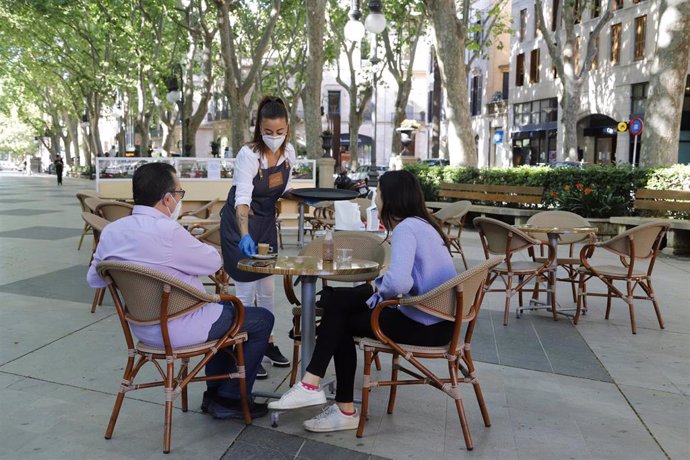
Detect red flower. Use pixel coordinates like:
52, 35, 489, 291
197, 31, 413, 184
584, 188, 593, 195
575, 183, 584, 189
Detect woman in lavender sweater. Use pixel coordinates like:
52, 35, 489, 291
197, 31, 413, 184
269, 170, 457, 433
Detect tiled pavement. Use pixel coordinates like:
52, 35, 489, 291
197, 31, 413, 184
0, 171, 688, 459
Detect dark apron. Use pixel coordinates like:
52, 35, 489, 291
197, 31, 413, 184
221, 159, 290, 282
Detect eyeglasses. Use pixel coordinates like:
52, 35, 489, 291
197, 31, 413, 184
170, 189, 186, 199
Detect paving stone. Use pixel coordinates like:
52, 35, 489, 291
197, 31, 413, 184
0, 225, 82, 239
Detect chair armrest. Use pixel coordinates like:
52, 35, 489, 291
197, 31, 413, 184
217, 293, 245, 338
181, 199, 220, 218
369, 299, 404, 346
283, 275, 300, 306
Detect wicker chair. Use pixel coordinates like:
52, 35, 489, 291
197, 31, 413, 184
284, 231, 390, 386
433, 200, 472, 269
195, 224, 234, 294
76, 190, 102, 250
82, 212, 110, 313
95, 201, 134, 222
355, 257, 501, 450
575, 221, 669, 334
96, 261, 251, 454
305, 201, 335, 239
526, 211, 596, 303
179, 198, 222, 219
474, 217, 555, 325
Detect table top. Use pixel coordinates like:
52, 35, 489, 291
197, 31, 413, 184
291, 188, 358, 202
237, 256, 379, 276
515, 225, 598, 235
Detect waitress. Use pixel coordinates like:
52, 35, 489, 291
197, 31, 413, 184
221, 96, 294, 378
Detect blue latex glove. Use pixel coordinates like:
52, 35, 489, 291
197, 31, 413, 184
366, 292, 384, 309
239, 234, 257, 257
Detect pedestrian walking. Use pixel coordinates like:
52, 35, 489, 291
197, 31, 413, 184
54, 156, 64, 185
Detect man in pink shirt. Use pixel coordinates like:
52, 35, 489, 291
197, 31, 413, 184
87, 162, 273, 419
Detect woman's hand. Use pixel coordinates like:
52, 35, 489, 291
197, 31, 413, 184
239, 234, 257, 256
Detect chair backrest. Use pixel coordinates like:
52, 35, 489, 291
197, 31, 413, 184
97, 261, 219, 325
526, 210, 593, 245
196, 224, 222, 249
399, 257, 501, 322
81, 212, 110, 240
300, 231, 390, 281
433, 200, 472, 223
84, 196, 107, 214
96, 201, 134, 222
77, 191, 101, 212
473, 217, 537, 256
603, 221, 670, 259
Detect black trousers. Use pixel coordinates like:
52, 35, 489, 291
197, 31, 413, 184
305, 285, 454, 403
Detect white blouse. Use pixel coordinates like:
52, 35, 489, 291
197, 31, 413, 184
232, 143, 296, 208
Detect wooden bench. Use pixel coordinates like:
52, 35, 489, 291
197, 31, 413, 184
429, 183, 545, 225
610, 189, 690, 255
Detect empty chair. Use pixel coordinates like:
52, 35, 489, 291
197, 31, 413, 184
81, 212, 110, 313
433, 200, 472, 269
355, 257, 501, 450
76, 190, 102, 250
284, 231, 390, 386
526, 210, 596, 303
97, 261, 251, 453
195, 224, 234, 294
474, 217, 555, 325
95, 201, 134, 222
575, 221, 670, 334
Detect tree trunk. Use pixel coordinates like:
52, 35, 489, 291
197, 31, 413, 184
303, 0, 326, 160
641, 0, 690, 167
424, 0, 476, 165
560, 78, 581, 162
391, 76, 412, 154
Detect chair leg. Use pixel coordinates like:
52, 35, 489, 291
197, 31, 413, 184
91, 288, 103, 313
605, 286, 613, 320
234, 342, 252, 425
374, 353, 382, 371
105, 355, 138, 441
356, 349, 373, 438
465, 352, 490, 427
449, 360, 473, 450
163, 359, 175, 454
386, 354, 399, 414
549, 270, 558, 321
78, 223, 90, 250
517, 275, 524, 308
626, 280, 637, 334
289, 340, 300, 387
180, 359, 189, 413
503, 276, 512, 326
574, 273, 585, 325
643, 279, 665, 329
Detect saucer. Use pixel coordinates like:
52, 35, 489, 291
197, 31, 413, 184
252, 253, 278, 260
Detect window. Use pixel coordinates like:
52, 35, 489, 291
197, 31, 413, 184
611, 23, 622, 65
591, 0, 600, 18
590, 32, 600, 70
514, 103, 529, 126
519, 9, 527, 42
502, 71, 510, 100
516, 53, 525, 86
613, 0, 623, 10
473, 20, 482, 45
470, 75, 483, 116
530, 49, 540, 83
634, 15, 647, 61
631, 82, 648, 114
552, 0, 560, 31
327, 91, 340, 115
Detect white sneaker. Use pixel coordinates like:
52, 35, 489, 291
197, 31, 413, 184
268, 382, 327, 410
303, 404, 360, 433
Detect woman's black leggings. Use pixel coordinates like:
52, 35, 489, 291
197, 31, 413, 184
305, 285, 454, 403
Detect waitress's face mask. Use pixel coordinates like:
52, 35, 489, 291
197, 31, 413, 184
260, 118, 288, 153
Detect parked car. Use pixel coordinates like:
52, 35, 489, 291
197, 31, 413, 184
348, 165, 389, 181
420, 158, 450, 166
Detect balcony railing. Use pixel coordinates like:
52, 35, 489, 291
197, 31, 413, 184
487, 100, 507, 115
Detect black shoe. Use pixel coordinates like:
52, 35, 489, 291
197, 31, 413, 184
265, 344, 290, 368
201, 389, 217, 413
207, 395, 268, 420
256, 363, 268, 380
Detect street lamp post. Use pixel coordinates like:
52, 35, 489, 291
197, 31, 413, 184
167, 64, 190, 156
344, 0, 387, 185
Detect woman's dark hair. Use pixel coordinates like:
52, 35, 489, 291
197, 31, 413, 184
378, 170, 450, 248
132, 162, 177, 206
249, 96, 289, 156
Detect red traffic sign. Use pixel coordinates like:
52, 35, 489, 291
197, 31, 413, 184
629, 118, 644, 137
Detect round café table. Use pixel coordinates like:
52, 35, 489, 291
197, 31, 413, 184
290, 188, 358, 247
237, 255, 379, 375
515, 225, 597, 317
